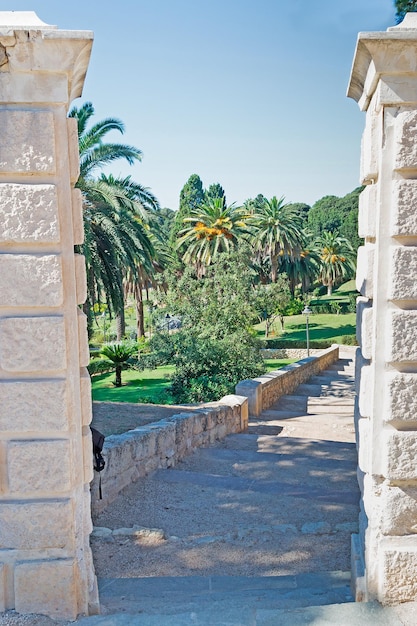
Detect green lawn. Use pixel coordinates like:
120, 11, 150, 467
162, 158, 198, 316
254, 312, 356, 344
91, 359, 295, 404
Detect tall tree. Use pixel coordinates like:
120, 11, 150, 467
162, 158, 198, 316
177, 196, 249, 274
250, 196, 304, 283
170, 174, 205, 259
69, 102, 159, 331
308, 187, 363, 250
205, 183, 226, 204
395, 0, 417, 22
315, 231, 356, 295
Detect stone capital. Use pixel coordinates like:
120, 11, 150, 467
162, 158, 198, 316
0, 11, 93, 104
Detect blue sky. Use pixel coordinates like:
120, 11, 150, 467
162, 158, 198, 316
4, 1, 395, 209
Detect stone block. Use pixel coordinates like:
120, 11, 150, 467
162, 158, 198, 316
356, 245, 374, 298
0, 183, 59, 243
14, 559, 77, 620
358, 184, 377, 239
74, 253, 87, 305
83, 428, 94, 484
388, 246, 417, 301
391, 179, 417, 237
356, 297, 373, 359
0, 254, 63, 307
7, 439, 71, 494
0, 316, 66, 372
355, 347, 369, 395
360, 108, 381, 184
0, 110, 55, 174
358, 418, 371, 474
382, 431, 417, 480
0, 379, 68, 432
80, 368, 93, 426
381, 545, 417, 603
72, 187, 84, 244
358, 363, 373, 418
379, 484, 417, 536
77, 308, 90, 367
386, 310, 417, 363
384, 372, 417, 426
0, 563, 5, 612
0, 500, 73, 550
67, 117, 80, 184
395, 109, 417, 171
235, 379, 262, 416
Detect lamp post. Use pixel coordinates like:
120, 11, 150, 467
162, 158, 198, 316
302, 306, 312, 357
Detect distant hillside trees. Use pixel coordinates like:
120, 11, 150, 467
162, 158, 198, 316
307, 187, 363, 250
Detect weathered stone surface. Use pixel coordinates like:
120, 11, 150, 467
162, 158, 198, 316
7, 439, 71, 493
77, 308, 90, 367
388, 246, 417, 301
0, 110, 55, 173
0, 316, 66, 372
72, 187, 84, 244
386, 310, 417, 363
384, 372, 417, 425
358, 364, 373, 418
379, 484, 417, 536
0, 563, 5, 612
382, 431, 417, 480
67, 117, 80, 184
0, 500, 73, 549
391, 179, 417, 237
360, 107, 381, 184
394, 109, 417, 170
75, 253, 87, 305
0, 379, 67, 431
0, 254, 63, 307
356, 297, 373, 360
14, 559, 77, 620
80, 367, 93, 426
381, 546, 417, 603
358, 184, 377, 239
356, 245, 374, 298
0, 183, 59, 243
357, 418, 371, 474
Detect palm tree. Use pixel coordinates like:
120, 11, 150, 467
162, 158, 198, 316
280, 233, 320, 296
177, 197, 249, 274
315, 231, 356, 295
69, 102, 160, 330
100, 341, 138, 387
250, 196, 304, 283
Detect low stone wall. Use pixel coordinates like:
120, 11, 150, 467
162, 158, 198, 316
236, 345, 339, 416
91, 395, 248, 515
260, 348, 325, 359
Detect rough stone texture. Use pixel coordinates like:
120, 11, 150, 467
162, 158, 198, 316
80, 368, 93, 426
388, 246, 417, 301
67, 117, 80, 185
391, 179, 417, 237
394, 109, 417, 170
14, 560, 77, 621
386, 310, 417, 363
360, 107, 381, 184
0, 183, 59, 243
358, 184, 377, 239
0, 254, 63, 307
357, 418, 370, 474
382, 431, 417, 481
384, 372, 417, 426
77, 309, 90, 367
74, 253, 87, 305
0, 316, 66, 372
0, 563, 5, 612
356, 244, 375, 298
382, 547, 417, 604
358, 363, 373, 419
0, 380, 68, 432
356, 297, 373, 360
0, 501, 73, 550
7, 439, 71, 494
379, 484, 417, 536
72, 187, 84, 245
0, 110, 55, 174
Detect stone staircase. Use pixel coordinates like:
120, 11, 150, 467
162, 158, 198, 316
66, 350, 416, 624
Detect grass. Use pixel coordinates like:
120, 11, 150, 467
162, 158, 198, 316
91, 359, 295, 404
254, 312, 356, 344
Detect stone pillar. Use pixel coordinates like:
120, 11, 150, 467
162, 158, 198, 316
348, 14, 417, 605
0, 12, 97, 620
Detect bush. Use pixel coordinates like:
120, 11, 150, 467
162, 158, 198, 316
262, 338, 333, 349
341, 334, 358, 345
88, 358, 114, 377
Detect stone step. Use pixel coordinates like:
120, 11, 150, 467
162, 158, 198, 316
295, 383, 323, 396
273, 394, 308, 411
90, 572, 354, 620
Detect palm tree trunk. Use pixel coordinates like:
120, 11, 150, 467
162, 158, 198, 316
115, 365, 122, 387
327, 283, 333, 296
271, 255, 278, 283
116, 309, 125, 341
134, 282, 145, 339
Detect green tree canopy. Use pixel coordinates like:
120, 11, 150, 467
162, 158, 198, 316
395, 0, 417, 22
307, 187, 363, 250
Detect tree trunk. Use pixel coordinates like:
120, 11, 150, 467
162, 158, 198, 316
115, 365, 122, 387
327, 283, 333, 296
134, 282, 145, 339
116, 308, 125, 341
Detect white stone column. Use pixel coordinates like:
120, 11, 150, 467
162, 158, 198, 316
349, 14, 417, 604
0, 12, 97, 619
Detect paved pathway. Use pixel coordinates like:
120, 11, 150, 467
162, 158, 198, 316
4, 348, 417, 624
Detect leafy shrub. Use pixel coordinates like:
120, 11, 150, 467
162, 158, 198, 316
263, 338, 333, 349
341, 334, 358, 345
88, 358, 114, 377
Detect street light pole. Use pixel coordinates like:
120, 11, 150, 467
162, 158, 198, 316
302, 306, 312, 357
